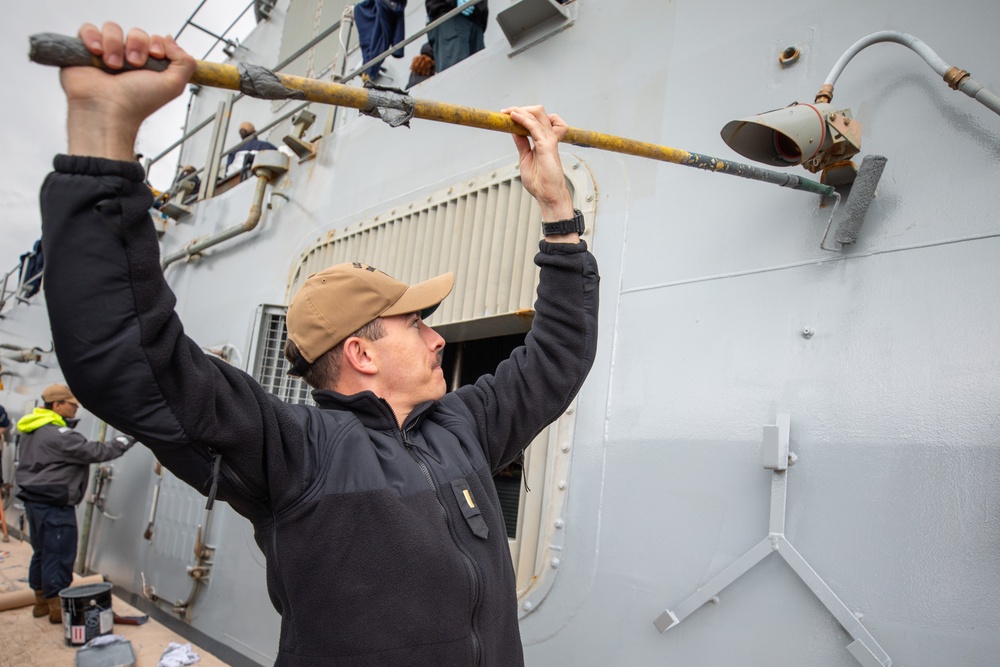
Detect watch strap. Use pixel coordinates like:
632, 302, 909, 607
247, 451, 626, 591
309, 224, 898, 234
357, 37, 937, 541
541, 209, 585, 236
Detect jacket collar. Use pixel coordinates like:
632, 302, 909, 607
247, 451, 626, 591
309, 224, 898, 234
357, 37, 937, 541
311, 389, 437, 433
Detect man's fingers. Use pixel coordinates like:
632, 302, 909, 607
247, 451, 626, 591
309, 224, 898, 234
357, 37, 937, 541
502, 108, 536, 167
504, 105, 569, 164
79, 23, 103, 55
124, 28, 151, 68
149, 35, 166, 60
163, 36, 197, 80
78, 23, 170, 67
547, 114, 569, 141
507, 106, 564, 149
505, 107, 545, 140
511, 133, 532, 161
509, 106, 544, 129
514, 105, 549, 124
101, 22, 125, 69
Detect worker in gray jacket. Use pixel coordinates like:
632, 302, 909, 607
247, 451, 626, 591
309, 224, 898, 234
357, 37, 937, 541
15, 383, 134, 622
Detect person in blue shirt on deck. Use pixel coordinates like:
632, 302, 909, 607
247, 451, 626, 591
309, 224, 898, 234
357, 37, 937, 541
225, 121, 277, 176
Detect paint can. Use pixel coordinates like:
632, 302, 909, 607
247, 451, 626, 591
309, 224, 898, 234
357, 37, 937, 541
59, 582, 114, 646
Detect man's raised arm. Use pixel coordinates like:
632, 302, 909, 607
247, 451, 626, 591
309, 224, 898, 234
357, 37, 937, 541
452, 105, 600, 469
41, 24, 275, 506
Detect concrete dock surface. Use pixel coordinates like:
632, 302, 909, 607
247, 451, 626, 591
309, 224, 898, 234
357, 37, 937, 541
0, 536, 232, 667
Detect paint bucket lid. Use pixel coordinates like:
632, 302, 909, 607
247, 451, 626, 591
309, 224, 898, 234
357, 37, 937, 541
59, 582, 113, 600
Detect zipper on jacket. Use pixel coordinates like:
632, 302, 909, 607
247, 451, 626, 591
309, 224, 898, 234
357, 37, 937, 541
398, 423, 482, 666
204, 449, 223, 510
203, 449, 277, 570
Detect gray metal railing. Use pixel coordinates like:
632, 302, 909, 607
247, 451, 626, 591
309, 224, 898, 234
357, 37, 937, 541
149, 0, 488, 205
0, 253, 42, 316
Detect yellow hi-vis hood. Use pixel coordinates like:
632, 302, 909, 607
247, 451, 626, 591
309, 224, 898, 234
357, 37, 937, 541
17, 407, 66, 433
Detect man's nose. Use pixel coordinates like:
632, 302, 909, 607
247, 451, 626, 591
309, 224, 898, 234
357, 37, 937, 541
421, 322, 445, 351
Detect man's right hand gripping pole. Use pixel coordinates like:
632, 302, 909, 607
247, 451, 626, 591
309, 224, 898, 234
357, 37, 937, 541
62, 22, 195, 161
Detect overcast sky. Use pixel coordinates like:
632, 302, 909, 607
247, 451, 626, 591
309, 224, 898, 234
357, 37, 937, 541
1, 1, 256, 275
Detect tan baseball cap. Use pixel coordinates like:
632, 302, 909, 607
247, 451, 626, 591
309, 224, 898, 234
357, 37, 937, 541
41, 383, 79, 405
286, 262, 454, 368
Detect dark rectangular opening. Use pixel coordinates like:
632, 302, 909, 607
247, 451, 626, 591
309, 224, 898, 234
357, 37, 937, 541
442, 332, 527, 539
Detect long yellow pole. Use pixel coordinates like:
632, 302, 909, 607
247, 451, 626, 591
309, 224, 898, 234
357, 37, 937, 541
29, 33, 835, 197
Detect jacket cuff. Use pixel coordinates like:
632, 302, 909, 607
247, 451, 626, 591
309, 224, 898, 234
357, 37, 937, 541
53, 155, 146, 183
538, 239, 588, 255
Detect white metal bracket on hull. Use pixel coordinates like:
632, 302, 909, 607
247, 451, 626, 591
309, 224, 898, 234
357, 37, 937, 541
653, 414, 891, 667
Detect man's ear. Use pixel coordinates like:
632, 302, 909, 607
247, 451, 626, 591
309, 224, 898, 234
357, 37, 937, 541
342, 337, 378, 376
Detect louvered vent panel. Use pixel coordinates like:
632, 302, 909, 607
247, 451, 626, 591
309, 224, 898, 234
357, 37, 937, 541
288, 165, 545, 330
251, 305, 313, 405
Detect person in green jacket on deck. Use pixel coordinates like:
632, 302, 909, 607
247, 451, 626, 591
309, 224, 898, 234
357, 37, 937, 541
14, 384, 134, 622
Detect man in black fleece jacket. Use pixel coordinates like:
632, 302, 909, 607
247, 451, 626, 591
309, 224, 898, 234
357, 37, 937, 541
42, 22, 598, 666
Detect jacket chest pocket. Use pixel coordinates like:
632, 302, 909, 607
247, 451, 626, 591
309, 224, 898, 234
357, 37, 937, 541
449, 479, 489, 540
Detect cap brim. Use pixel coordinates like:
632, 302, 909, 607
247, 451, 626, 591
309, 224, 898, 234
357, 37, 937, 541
382, 272, 454, 319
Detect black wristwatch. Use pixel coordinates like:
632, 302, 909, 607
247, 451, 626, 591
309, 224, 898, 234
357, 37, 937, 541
542, 209, 585, 237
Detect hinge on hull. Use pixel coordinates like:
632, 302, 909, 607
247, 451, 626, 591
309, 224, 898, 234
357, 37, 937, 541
653, 414, 892, 667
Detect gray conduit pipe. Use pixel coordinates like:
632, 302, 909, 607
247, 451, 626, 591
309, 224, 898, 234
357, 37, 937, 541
815, 30, 1000, 116
140, 506, 215, 618
160, 152, 289, 270
75, 420, 108, 575
0, 349, 40, 363
165, 510, 216, 618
